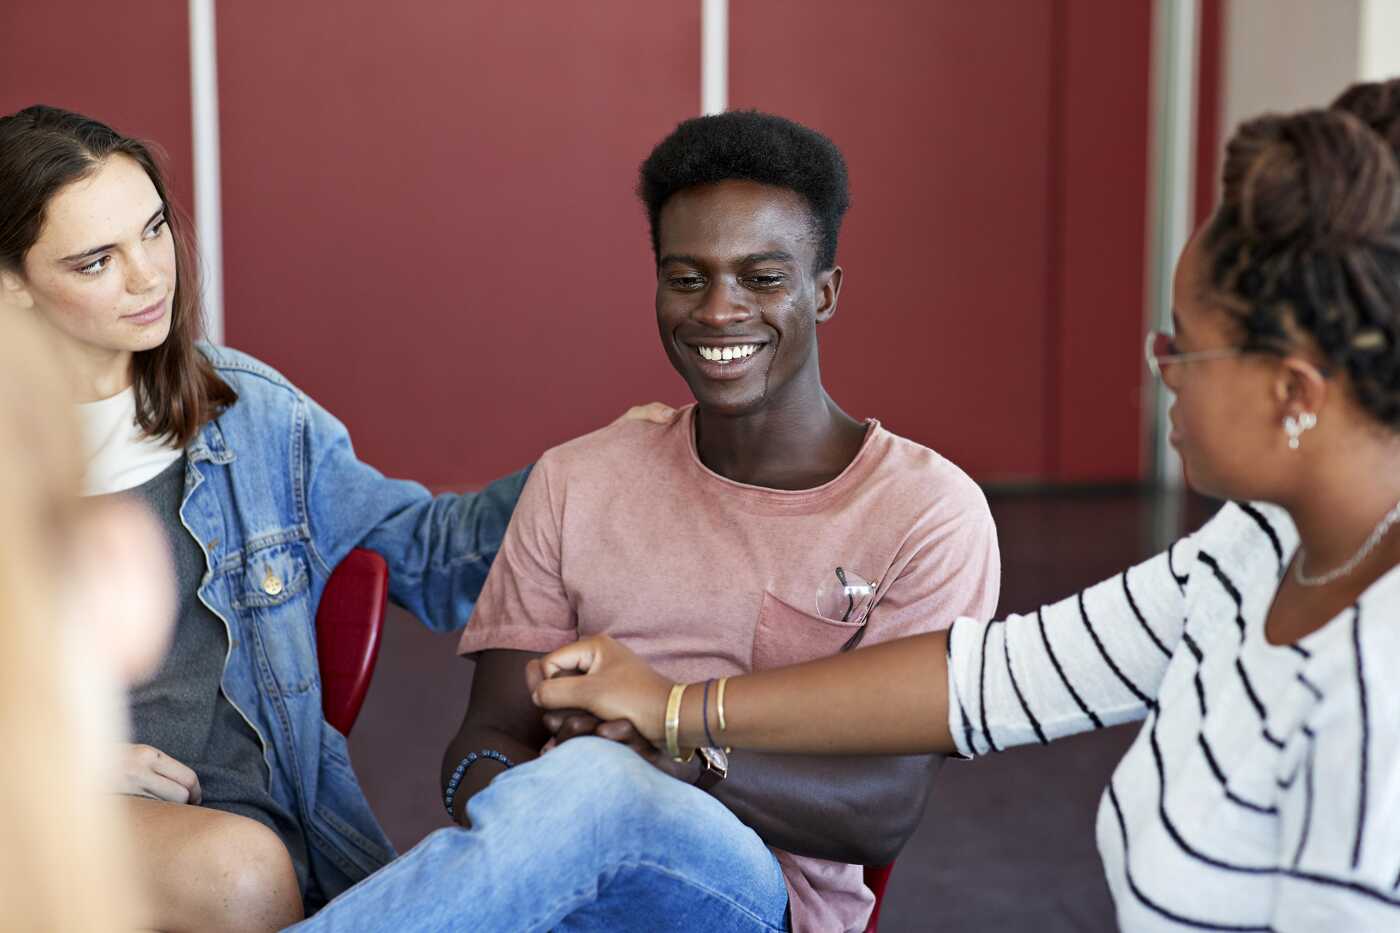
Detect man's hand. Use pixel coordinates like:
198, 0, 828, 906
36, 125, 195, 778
118, 744, 202, 804
537, 689, 697, 778
527, 635, 670, 744
593, 719, 698, 782
539, 708, 603, 752
540, 705, 696, 783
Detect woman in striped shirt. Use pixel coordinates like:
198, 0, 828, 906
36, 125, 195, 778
531, 81, 1400, 931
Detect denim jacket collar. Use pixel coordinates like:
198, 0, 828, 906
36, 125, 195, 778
188, 418, 236, 465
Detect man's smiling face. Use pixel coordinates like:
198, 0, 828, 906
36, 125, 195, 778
654, 179, 838, 416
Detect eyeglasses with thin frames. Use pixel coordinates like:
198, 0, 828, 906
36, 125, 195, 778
1144, 330, 1243, 380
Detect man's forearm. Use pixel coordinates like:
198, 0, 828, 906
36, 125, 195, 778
442, 650, 552, 825
441, 722, 541, 825
710, 751, 942, 865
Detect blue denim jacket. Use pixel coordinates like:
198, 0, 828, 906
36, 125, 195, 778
180, 345, 527, 904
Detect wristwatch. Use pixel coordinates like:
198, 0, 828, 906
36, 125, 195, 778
694, 746, 728, 791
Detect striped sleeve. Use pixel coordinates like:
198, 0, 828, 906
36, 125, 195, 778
1272, 604, 1400, 931
946, 532, 1199, 758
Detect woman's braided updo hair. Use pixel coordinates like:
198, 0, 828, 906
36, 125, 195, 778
1203, 78, 1400, 430
1333, 78, 1400, 155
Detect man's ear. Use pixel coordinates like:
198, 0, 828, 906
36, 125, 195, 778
0, 268, 35, 311
814, 265, 843, 324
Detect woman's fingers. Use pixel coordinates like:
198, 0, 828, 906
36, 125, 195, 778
139, 772, 197, 804
532, 635, 670, 745
152, 752, 201, 804
612, 402, 677, 427
539, 637, 608, 679
533, 673, 591, 711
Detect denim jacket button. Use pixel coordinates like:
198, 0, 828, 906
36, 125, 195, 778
262, 571, 284, 597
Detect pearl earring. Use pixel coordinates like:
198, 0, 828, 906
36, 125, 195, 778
1283, 411, 1317, 449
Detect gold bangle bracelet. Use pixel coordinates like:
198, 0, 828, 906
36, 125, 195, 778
716, 676, 729, 732
665, 683, 688, 762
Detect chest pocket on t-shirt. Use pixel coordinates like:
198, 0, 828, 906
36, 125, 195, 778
751, 590, 866, 672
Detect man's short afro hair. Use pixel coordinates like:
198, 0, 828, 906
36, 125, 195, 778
638, 110, 850, 271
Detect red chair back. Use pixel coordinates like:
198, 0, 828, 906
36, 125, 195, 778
316, 548, 388, 735
864, 862, 894, 933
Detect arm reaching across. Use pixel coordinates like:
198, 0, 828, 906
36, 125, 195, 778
530, 630, 955, 756
533, 514, 1221, 760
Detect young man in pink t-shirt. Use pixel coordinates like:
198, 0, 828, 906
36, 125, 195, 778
300, 112, 999, 933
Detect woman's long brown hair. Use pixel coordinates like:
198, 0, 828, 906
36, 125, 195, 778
0, 105, 236, 447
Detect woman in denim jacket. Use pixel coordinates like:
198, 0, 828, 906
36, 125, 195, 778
0, 105, 665, 931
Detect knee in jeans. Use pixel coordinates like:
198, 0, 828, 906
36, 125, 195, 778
420, 824, 470, 857
539, 737, 684, 823
186, 812, 301, 928
540, 737, 652, 796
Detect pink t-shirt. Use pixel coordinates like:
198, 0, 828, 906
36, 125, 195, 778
458, 404, 1001, 933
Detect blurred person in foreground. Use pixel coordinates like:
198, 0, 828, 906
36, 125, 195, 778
0, 313, 175, 931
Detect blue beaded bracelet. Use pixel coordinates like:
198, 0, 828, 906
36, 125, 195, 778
443, 749, 515, 818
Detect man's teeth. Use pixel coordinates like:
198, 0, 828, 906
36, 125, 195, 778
697, 344, 760, 363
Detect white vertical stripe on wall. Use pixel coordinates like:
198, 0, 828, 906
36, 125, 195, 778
702, 0, 728, 115
1359, 0, 1400, 82
1146, 0, 1199, 495
189, 0, 224, 343
1220, 0, 1360, 146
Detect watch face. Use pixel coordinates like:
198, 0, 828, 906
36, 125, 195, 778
698, 746, 728, 773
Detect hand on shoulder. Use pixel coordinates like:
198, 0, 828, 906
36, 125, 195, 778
611, 402, 677, 428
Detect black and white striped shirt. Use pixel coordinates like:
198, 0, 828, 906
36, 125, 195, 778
947, 501, 1400, 931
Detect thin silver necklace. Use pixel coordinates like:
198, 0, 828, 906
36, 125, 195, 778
1294, 498, 1400, 587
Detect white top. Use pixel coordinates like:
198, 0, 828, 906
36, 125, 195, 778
78, 387, 182, 496
948, 501, 1400, 931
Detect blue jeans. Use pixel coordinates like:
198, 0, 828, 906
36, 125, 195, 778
292, 737, 791, 932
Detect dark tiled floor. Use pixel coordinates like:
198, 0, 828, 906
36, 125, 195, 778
347, 490, 1219, 932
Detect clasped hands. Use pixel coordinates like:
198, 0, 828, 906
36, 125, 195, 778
526, 636, 687, 778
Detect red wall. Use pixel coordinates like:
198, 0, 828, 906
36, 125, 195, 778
0, 3, 193, 229
1195, 0, 1226, 228
730, 1, 1057, 481
216, 1, 699, 488
730, 0, 1151, 483
4, 1, 1162, 488
1055, 0, 1154, 482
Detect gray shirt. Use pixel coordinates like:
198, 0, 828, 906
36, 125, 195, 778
121, 456, 310, 894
